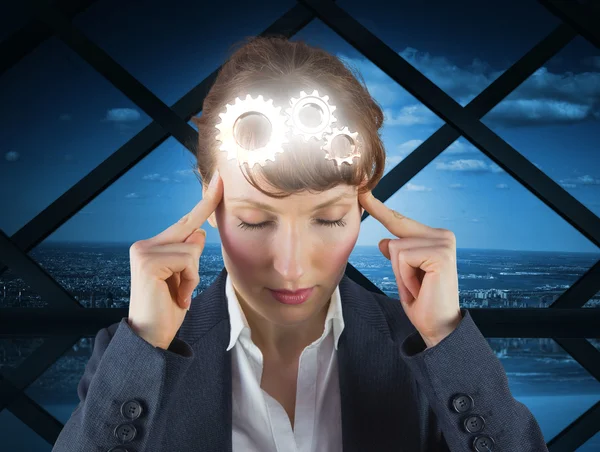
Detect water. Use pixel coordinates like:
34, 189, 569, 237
1, 244, 599, 450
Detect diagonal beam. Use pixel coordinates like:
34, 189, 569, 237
549, 259, 600, 309
0, 229, 81, 309
299, 0, 600, 252
0, 0, 333, 446
538, 0, 600, 50
297, 2, 600, 447
29, 0, 198, 154
0, 0, 99, 77
0, 2, 320, 280
547, 401, 600, 451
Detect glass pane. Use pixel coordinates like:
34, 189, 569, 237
577, 431, 600, 451
0, 36, 152, 236
351, 145, 600, 306
0, 410, 51, 452
291, 18, 444, 179
583, 291, 599, 308
338, 0, 561, 105
0, 267, 44, 308
486, 337, 600, 445
25, 337, 92, 423
0, 336, 44, 369
28, 137, 214, 307
482, 36, 600, 219
72, 0, 298, 105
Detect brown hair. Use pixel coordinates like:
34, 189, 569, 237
190, 34, 386, 198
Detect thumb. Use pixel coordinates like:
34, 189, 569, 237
184, 228, 207, 244
378, 238, 391, 260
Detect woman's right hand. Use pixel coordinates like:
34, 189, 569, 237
127, 170, 223, 350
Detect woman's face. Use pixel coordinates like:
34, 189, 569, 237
203, 152, 365, 326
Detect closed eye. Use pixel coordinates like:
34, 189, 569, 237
238, 218, 347, 231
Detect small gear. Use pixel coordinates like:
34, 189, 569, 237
214, 94, 290, 168
284, 89, 338, 142
322, 125, 362, 167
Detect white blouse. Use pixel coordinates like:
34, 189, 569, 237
225, 274, 345, 451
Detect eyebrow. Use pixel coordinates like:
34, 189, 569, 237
228, 193, 355, 214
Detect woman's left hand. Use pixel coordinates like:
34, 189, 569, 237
358, 190, 462, 348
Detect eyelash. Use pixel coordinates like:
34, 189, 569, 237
238, 218, 347, 231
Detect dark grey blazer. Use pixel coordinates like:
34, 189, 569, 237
52, 266, 548, 452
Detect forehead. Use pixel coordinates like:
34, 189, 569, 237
216, 150, 356, 207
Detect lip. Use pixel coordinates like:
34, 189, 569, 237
269, 287, 313, 295
268, 287, 314, 305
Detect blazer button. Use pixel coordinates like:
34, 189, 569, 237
464, 414, 485, 433
121, 399, 143, 420
473, 435, 495, 451
107, 448, 130, 452
452, 393, 474, 413
114, 423, 137, 442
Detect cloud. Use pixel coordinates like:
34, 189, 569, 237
395, 139, 424, 155
125, 192, 141, 199
449, 183, 466, 189
560, 183, 577, 189
558, 174, 600, 188
105, 108, 141, 122
4, 150, 20, 162
383, 105, 436, 126
474, 66, 600, 126
385, 155, 404, 167
341, 49, 600, 127
175, 169, 196, 177
143, 173, 171, 182
385, 139, 483, 172
496, 183, 509, 189
577, 175, 600, 185
485, 98, 593, 126
404, 182, 432, 192
445, 140, 473, 154
435, 158, 505, 173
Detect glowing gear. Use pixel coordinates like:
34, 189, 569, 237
214, 89, 362, 168
284, 89, 337, 142
322, 125, 361, 166
215, 94, 290, 168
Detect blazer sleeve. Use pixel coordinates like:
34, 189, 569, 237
398, 308, 548, 452
52, 317, 195, 452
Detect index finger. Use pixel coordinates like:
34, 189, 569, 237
150, 170, 223, 245
358, 190, 436, 238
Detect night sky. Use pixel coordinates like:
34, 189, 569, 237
1, 0, 599, 252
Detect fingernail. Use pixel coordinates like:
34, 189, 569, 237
209, 170, 220, 190
198, 228, 206, 238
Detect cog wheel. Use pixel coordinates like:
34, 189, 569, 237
284, 89, 338, 142
214, 94, 290, 168
322, 125, 362, 167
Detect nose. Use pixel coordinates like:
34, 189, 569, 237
272, 224, 307, 282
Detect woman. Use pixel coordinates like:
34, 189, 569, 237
53, 36, 548, 452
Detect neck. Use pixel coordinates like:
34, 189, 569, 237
238, 294, 331, 364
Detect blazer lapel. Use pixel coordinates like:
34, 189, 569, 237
175, 268, 233, 451
336, 272, 423, 451
175, 267, 419, 451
